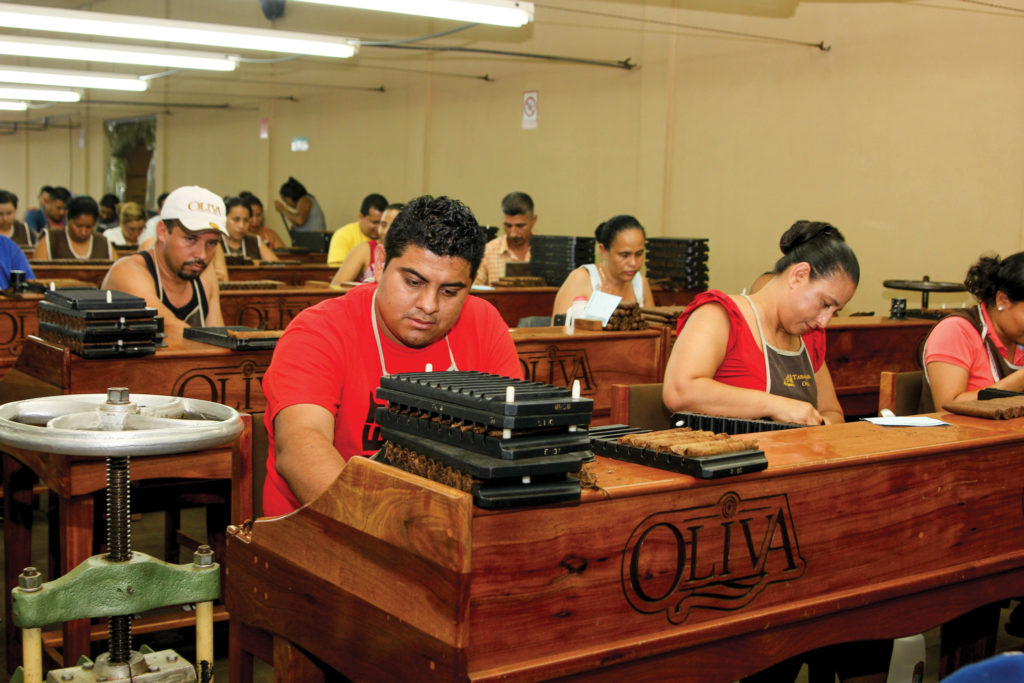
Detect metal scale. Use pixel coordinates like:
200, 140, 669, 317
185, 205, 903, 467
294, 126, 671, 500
0, 388, 243, 683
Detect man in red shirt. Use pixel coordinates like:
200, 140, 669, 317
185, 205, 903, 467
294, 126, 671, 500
262, 195, 523, 515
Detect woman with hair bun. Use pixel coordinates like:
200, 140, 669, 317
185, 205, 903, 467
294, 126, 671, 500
664, 220, 860, 426
923, 252, 1024, 408
551, 215, 654, 319
664, 221, 893, 683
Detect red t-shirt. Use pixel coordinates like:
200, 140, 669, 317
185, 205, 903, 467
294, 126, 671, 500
675, 290, 826, 391
262, 283, 523, 515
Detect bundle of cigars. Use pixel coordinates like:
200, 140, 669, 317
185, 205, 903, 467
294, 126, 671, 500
494, 276, 547, 287
617, 427, 758, 458
603, 302, 646, 331
219, 279, 287, 290
639, 305, 687, 329
943, 396, 1024, 419
589, 424, 769, 478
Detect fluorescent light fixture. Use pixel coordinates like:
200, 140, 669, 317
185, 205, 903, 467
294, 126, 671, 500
0, 36, 237, 71
0, 100, 27, 111
0, 3, 358, 59
291, 0, 534, 27
0, 86, 81, 103
0, 66, 147, 92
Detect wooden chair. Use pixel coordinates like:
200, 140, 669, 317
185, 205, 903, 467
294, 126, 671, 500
609, 383, 673, 429
878, 370, 934, 416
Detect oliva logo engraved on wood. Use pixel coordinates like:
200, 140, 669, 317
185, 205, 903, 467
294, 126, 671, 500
518, 345, 595, 393
622, 491, 805, 623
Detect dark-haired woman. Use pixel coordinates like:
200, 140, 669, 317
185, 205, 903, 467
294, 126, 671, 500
665, 221, 859, 426
222, 196, 278, 262
240, 192, 286, 250
551, 215, 654, 319
666, 221, 891, 682
273, 177, 326, 233
33, 195, 113, 261
924, 252, 1024, 409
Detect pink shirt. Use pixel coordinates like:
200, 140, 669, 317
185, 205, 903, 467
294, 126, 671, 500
924, 305, 1024, 392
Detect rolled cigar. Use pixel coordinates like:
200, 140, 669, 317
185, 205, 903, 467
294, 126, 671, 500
225, 329, 284, 339
670, 437, 758, 458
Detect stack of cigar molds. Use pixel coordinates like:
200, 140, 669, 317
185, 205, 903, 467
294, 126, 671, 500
375, 371, 593, 509
38, 288, 160, 358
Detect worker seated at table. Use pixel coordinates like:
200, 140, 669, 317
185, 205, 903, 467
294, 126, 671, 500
922, 251, 1024, 665
104, 201, 147, 250
220, 195, 278, 262
923, 252, 1024, 408
329, 202, 404, 286
0, 189, 34, 247
239, 191, 286, 250
665, 221, 856, 426
551, 215, 654, 320
262, 195, 522, 516
474, 191, 536, 286
101, 185, 226, 339
667, 222, 892, 682
33, 195, 115, 261
326, 192, 388, 267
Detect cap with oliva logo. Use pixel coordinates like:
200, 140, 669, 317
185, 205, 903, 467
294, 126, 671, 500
160, 186, 227, 235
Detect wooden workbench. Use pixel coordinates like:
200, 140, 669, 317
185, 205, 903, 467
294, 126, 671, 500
226, 412, 1024, 681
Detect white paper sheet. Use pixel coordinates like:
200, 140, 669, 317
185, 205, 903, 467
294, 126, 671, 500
862, 416, 950, 427
583, 291, 622, 326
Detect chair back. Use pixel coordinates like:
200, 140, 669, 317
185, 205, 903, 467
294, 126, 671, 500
878, 370, 934, 416
610, 383, 673, 430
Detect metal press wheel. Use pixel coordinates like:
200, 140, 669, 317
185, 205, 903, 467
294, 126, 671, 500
0, 388, 243, 456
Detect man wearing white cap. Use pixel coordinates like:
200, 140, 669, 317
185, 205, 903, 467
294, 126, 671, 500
101, 185, 226, 339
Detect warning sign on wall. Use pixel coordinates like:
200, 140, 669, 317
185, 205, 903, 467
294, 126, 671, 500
522, 90, 538, 130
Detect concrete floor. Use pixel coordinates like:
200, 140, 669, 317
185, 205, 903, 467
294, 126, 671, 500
1, 493, 1020, 682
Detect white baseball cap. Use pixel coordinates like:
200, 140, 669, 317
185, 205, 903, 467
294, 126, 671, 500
160, 185, 227, 235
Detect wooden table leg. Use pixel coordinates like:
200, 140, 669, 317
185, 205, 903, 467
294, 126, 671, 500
939, 602, 1002, 677
3, 453, 37, 674
273, 636, 327, 683
58, 492, 94, 666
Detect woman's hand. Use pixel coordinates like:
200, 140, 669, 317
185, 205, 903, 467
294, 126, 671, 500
770, 396, 824, 425
273, 199, 286, 213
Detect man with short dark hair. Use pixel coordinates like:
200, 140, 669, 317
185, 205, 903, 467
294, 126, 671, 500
24, 185, 69, 239
101, 186, 226, 339
0, 190, 33, 247
97, 193, 120, 231
326, 192, 389, 266
262, 195, 523, 515
33, 195, 113, 260
475, 191, 536, 286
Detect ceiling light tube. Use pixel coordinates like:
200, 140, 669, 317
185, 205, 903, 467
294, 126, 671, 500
0, 66, 147, 92
0, 3, 358, 59
0, 36, 237, 71
291, 0, 534, 27
0, 86, 81, 103
0, 100, 28, 111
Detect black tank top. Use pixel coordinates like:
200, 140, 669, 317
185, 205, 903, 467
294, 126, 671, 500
140, 250, 208, 327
